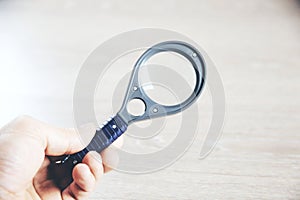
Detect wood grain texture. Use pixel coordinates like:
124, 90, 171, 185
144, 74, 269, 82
0, 0, 299, 199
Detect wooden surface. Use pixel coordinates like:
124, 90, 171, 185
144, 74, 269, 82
0, 0, 299, 199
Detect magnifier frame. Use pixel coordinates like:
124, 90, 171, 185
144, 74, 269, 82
48, 40, 206, 189
118, 41, 206, 124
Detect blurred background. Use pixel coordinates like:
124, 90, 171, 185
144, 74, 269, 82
0, 0, 299, 199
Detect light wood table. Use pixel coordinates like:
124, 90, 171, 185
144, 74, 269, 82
0, 0, 299, 199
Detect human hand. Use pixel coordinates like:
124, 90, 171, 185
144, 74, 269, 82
0, 115, 114, 200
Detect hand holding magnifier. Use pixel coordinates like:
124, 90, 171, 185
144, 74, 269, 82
49, 41, 206, 189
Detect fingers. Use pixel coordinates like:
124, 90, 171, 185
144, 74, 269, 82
74, 164, 95, 191
62, 151, 103, 199
1, 115, 95, 156
62, 164, 95, 199
82, 151, 103, 181
4, 115, 125, 166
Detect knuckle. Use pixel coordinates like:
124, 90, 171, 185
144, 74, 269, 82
13, 115, 34, 129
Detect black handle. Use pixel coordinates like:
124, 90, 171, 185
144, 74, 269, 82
48, 115, 127, 189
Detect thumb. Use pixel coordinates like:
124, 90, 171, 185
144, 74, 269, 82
1, 115, 87, 156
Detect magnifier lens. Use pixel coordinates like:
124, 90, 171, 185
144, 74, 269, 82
138, 52, 196, 106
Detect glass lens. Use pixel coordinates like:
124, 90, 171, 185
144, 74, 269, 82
138, 51, 196, 106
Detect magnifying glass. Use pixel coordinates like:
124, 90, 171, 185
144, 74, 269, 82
49, 41, 206, 189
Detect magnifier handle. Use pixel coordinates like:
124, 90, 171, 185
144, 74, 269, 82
48, 115, 127, 189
